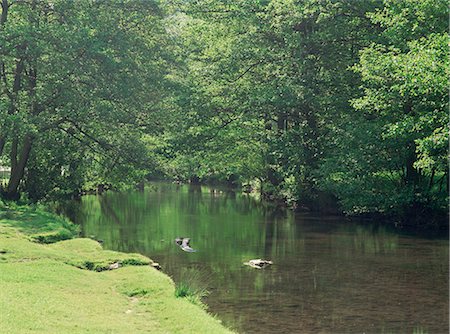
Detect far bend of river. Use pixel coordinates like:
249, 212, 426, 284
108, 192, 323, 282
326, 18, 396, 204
67, 182, 449, 334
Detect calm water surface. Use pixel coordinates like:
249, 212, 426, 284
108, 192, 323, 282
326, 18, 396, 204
68, 182, 449, 334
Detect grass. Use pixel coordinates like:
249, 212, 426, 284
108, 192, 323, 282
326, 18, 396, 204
175, 282, 210, 310
0, 203, 233, 333
0, 202, 79, 243
174, 268, 211, 310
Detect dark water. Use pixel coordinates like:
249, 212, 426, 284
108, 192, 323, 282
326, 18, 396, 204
68, 182, 449, 334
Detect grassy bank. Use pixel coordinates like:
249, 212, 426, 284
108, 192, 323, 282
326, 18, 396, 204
0, 203, 233, 333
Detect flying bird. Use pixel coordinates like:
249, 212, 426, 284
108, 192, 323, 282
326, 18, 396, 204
175, 237, 197, 252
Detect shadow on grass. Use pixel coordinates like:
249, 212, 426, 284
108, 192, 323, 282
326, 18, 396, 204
0, 203, 79, 243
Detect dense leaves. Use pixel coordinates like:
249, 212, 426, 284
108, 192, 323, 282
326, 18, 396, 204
0, 0, 447, 225
0, 0, 169, 199
164, 0, 448, 224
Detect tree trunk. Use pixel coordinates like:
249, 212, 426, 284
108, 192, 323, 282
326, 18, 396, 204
302, 105, 319, 170
0, 0, 8, 26
5, 135, 32, 200
0, 1, 10, 159
10, 136, 17, 171
428, 168, 435, 191
0, 137, 5, 157
277, 112, 287, 132
404, 144, 419, 188
446, 171, 449, 193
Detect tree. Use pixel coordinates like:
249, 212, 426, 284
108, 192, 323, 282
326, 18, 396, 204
165, 0, 383, 205
165, 0, 447, 223
0, 0, 169, 200
346, 0, 448, 219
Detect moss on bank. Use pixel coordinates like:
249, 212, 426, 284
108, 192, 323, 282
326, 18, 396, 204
0, 204, 233, 333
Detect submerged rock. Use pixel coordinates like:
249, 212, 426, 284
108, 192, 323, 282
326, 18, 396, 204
150, 262, 162, 270
243, 259, 273, 269
109, 262, 121, 270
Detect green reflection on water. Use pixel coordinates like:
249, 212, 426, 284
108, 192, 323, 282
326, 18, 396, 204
69, 182, 449, 334
75, 183, 299, 261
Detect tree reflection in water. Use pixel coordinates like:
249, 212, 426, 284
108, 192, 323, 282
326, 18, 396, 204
68, 182, 449, 334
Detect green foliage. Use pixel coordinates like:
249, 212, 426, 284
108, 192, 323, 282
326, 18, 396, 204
1, 0, 447, 223
339, 1, 448, 218
161, 0, 448, 223
0, 0, 172, 200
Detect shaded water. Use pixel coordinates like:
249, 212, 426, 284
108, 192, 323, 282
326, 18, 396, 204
68, 182, 449, 333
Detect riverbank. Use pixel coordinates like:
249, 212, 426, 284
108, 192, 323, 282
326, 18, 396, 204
0, 203, 233, 333
160, 179, 448, 231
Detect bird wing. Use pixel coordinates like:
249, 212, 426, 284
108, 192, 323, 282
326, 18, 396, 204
181, 238, 191, 247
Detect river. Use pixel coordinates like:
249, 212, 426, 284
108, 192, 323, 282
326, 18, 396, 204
67, 182, 449, 333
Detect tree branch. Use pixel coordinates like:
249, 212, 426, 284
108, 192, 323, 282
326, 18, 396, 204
58, 126, 104, 158
228, 60, 263, 83
65, 119, 113, 151
0, 62, 13, 99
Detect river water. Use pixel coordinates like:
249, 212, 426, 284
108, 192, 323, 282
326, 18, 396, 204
68, 182, 449, 333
